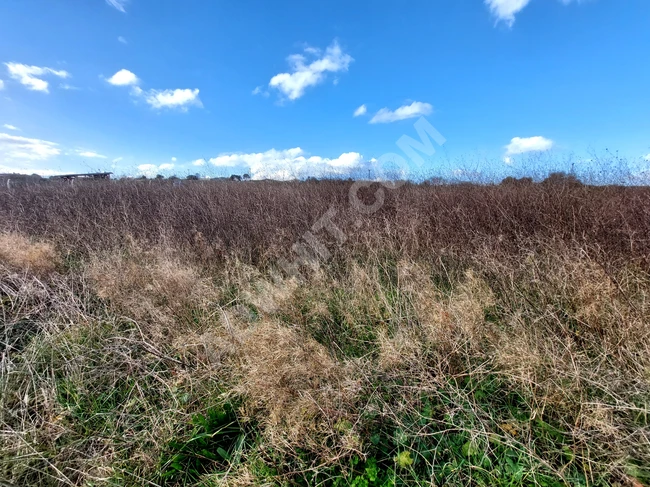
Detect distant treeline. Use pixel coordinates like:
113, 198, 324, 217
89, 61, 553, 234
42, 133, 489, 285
0, 170, 606, 187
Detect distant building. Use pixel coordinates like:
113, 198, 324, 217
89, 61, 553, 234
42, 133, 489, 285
50, 172, 113, 181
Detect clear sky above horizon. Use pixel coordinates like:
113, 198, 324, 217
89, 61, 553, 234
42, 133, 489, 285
1, 0, 649, 180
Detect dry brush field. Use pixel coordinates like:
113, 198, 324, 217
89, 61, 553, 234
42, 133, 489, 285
1, 178, 650, 486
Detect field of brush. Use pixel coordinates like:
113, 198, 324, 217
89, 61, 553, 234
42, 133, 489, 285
1, 178, 649, 486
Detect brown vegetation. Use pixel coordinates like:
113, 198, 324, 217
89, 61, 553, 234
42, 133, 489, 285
1, 178, 649, 486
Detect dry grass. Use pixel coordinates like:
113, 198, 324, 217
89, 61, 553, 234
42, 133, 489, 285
235, 321, 361, 461
0, 232, 59, 275
1, 178, 649, 486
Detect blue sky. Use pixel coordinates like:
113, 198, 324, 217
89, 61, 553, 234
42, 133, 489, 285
1, 0, 649, 180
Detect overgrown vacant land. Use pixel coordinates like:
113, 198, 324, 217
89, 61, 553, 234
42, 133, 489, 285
1, 178, 650, 486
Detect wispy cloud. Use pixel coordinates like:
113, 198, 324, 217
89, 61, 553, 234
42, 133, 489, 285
5, 63, 70, 93
105, 0, 128, 13
2, 124, 19, 131
267, 40, 353, 101
505, 136, 554, 157
107, 69, 139, 86
112, 156, 123, 163
118, 36, 128, 45
0, 80, 4, 91
252, 86, 269, 97
207, 147, 363, 180
76, 150, 107, 159
0, 132, 60, 161
369, 101, 433, 124
353, 104, 367, 117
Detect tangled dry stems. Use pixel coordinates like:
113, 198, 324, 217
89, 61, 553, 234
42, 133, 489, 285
1, 179, 649, 486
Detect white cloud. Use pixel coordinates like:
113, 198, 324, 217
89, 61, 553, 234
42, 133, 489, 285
171, 157, 177, 162
137, 163, 174, 177
252, 86, 269, 97
268, 40, 353, 100
60, 83, 80, 90
353, 104, 367, 117
118, 36, 128, 44
485, 0, 583, 27
107, 70, 202, 111
369, 101, 433, 124
3, 124, 18, 131
0, 132, 60, 161
144, 88, 202, 110
105, 0, 127, 13
643, 154, 650, 162
77, 150, 107, 159
0, 164, 63, 177
0, 80, 4, 90
112, 156, 123, 163
137, 164, 157, 177
5, 63, 70, 93
192, 158, 206, 166
485, 0, 531, 27
505, 136, 554, 156
207, 147, 364, 180
107, 69, 139, 86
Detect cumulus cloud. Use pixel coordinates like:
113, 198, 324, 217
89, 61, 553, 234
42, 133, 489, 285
144, 88, 202, 110
268, 40, 353, 100
3, 124, 18, 131
105, 0, 128, 12
137, 163, 175, 177
207, 147, 363, 180
369, 101, 433, 124
118, 36, 128, 44
0, 132, 61, 161
5, 63, 70, 93
106, 69, 202, 111
353, 104, 367, 117
107, 69, 139, 86
505, 136, 554, 156
76, 150, 107, 159
192, 158, 206, 166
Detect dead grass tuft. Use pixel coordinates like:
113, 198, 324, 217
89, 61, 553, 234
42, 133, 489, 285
235, 321, 361, 459
0, 232, 59, 275
86, 243, 217, 338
